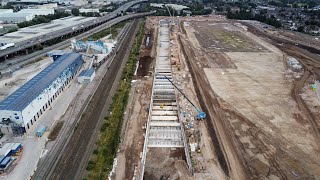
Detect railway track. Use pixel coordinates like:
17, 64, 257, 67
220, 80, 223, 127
32, 19, 140, 180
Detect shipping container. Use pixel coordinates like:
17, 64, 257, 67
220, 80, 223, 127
36, 125, 46, 137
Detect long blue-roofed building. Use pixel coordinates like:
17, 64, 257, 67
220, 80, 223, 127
0, 52, 83, 135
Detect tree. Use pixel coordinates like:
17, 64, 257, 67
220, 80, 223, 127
297, 26, 304, 32
71, 8, 80, 16
309, 1, 317, 8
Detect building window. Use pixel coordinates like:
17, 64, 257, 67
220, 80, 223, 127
14, 113, 17, 115
27, 123, 29, 129
15, 116, 19, 119
31, 120, 33, 125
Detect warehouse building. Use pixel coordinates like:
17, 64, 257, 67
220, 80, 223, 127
0, 52, 83, 135
19, 8, 55, 16
79, 8, 100, 13
0, 13, 34, 23
0, 9, 13, 14
78, 68, 95, 84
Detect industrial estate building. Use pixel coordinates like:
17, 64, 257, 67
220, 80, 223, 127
0, 52, 83, 135
78, 68, 95, 84
0, 8, 54, 23
0, 9, 13, 14
79, 8, 100, 13
19, 8, 55, 16
0, 13, 35, 23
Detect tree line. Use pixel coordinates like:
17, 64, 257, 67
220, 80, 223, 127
17, 11, 69, 28
227, 10, 282, 28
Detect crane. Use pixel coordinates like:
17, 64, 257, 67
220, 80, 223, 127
163, 75, 206, 119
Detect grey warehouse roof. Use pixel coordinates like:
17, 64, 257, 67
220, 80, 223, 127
0, 52, 82, 111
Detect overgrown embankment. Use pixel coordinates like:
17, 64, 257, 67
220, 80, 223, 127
85, 20, 145, 179
89, 21, 127, 40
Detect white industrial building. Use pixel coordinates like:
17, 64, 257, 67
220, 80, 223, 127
0, 13, 34, 23
35, 3, 58, 9
0, 9, 13, 14
77, 68, 95, 84
19, 8, 55, 16
79, 8, 100, 13
0, 52, 83, 135
56, 0, 88, 6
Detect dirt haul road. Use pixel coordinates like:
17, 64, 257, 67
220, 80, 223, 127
178, 34, 249, 180
178, 18, 320, 179
243, 23, 320, 143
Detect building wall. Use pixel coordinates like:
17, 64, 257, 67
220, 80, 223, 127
0, 55, 83, 134
0, 9, 13, 14
79, 9, 100, 13
19, 9, 55, 16
0, 13, 35, 23
0, 110, 23, 124
77, 71, 95, 84
21, 57, 83, 130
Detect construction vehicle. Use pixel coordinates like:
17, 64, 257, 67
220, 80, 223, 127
163, 75, 206, 119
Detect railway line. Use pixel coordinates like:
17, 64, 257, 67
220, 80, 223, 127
32, 19, 140, 180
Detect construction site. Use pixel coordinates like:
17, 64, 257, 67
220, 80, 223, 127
113, 14, 320, 180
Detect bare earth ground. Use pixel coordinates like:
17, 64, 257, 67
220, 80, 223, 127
0, 57, 52, 101
181, 16, 320, 179
115, 16, 320, 180
114, 17, 156, 180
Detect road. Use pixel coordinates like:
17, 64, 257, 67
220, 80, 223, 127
31, 19, 140, 180
0, 0, 147, 59
0, 11, 154, 73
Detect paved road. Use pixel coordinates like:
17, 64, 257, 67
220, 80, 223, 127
0, 11, 154, 74
0, 0, 147, 59
31, 19, 140, 180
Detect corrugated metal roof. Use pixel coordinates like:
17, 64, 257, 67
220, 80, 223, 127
79, 68, 94, 77
0, 52, 83, 111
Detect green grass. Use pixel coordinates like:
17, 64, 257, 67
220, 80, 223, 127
87, 21, 127, 41
85, 20, 145, 179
